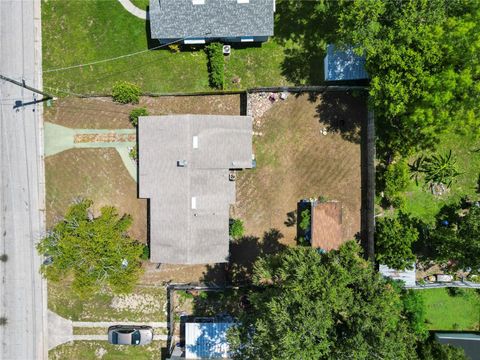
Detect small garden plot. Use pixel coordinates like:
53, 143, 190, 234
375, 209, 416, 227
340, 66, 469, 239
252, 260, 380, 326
233, 92, 365, 244
419, 288, 480, 331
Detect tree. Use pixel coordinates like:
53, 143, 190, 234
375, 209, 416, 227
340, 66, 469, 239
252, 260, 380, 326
375, 213, 418, 270
228, 242, 419, 359
417, 335, 468, 360
430, 203, 480, 271
229, 219, 245, 240
37, 199, 144, 297
205, 43, 224, 89
337, 0, 480, 157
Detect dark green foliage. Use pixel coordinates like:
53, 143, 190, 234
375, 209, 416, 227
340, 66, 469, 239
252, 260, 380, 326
410, 150, 461, 188
337, 0, 480, 157
299, 208, 311, 231
112, 81, 141, 104
430, 203, 480, 270
446, 287, 466, 297
37, 199, 144, 297
416, 335, 468, 360
400, 289, 427, 337
375, 213, 418, 270
229, 219, 245, 240
229, 242, 419, 359
381, 160, 410, 208
140, 244, 149, 260
129, 107, 149, 127
205, 43, 224, 89
128, 145, 137, 161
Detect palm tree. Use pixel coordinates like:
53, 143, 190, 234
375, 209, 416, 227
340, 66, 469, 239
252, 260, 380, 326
410, 150, 461, 188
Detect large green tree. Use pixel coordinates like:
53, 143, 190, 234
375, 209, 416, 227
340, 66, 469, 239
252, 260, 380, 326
430, 202, 480, 271
337, 0, 480, 157
37, 199, 144, 296
375, 213, 419, 270
228, 242, 419, 359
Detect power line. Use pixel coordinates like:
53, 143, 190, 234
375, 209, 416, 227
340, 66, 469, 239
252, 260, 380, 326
43, 37, 190, 73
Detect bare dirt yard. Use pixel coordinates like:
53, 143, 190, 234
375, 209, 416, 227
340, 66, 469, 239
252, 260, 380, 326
232, 92, 365, 246
45, 95, 241, 129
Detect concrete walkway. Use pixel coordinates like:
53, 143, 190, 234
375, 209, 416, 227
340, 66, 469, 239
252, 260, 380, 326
48, 310, 168, 349
117, 0, 147, 20
44, 122, 138, 181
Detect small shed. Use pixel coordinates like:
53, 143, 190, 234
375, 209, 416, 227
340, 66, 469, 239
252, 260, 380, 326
185, 322, 235, 359
310, 201, 343, 251
379, 264, 416, 288
324, 44, 368, 81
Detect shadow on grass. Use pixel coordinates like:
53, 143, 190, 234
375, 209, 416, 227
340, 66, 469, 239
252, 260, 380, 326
274, 0, 340, 85
315, 92, 367, 144
199, 228, 287, 287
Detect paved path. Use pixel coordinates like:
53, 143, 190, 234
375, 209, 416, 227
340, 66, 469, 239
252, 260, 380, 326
117, 0, 147, 20
0, 0, 47, 359
44, 122, 137, 181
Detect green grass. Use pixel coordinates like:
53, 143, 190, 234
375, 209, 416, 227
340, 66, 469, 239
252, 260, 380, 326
49, 341, 166, 360
42, 0, 289, 95
403, 132, 480, 223
419, 288, 480, 331
48, 280, 167, 322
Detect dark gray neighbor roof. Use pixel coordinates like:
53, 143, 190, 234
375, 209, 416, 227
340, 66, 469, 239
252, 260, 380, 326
149, 0, 275, 39
138, 115, 253, 265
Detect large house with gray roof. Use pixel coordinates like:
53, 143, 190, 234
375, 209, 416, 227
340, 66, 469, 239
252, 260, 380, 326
138, 115, 253, 264
149, 0, 275, 44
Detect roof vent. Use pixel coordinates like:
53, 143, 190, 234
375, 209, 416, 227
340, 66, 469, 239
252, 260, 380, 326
193, 136, 199, 149
192, 0, 205, 4
177, 160, 188, 167
237, 0, 249, 3
191, 197, 197, 209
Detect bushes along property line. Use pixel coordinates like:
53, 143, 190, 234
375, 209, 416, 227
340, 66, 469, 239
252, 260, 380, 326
112, 81, 141, 104
205, 43, 225, 89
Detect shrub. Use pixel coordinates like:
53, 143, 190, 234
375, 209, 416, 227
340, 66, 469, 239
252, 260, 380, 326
129, 107, 149, 127
384, 160, 410, 200
229, 219, 244, 239
168, 44, 180, 53
299, 209, 311, 231
112, 81, 141, 104
129, 146, 137, 161
140, 244, 149, 260
205, 43, 224, 89
447, 287, 466, 297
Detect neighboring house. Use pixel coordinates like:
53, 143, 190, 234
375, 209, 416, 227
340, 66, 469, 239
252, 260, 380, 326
324, 44, 368, 82
168, 318, 235, 359
303, 199, 344, 252
435, 332, 480, 360
149, 0, 275, 44
138, 115, 253, 264
378, 264, 416, 288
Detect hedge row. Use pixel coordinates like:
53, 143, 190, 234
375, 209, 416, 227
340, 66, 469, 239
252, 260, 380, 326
205, 43, 224, 89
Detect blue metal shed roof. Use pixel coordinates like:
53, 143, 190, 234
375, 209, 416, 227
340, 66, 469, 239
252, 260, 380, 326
324, 44, 368, 81
185, 322, 235, 359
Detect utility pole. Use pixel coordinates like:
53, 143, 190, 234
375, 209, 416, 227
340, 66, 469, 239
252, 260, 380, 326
0, 74, 55, 100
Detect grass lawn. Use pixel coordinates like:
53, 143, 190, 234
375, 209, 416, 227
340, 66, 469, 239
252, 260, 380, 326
48, 280, 167, 322
42, 0, 289, 94
419, 288, 480, 331
403, 132, 480, 223
233, 92, 365, 243
49, 341, 166, 360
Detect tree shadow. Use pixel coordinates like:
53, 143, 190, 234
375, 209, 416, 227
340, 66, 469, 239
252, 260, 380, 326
315, 92, 366, 144
274, 1, 340, 85
284, 210, 296, 227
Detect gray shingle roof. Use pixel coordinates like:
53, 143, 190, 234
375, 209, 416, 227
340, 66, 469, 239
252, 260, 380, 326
149, 0, 274, 40
138, 115, 253, 264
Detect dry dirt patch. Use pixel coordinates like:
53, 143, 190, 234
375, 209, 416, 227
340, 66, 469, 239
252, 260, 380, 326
233, 92, 364, 245
45, 95, 241, 129
45, 148, 147, 241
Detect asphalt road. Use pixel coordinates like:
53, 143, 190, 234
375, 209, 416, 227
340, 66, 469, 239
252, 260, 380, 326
0, 0, 47, 359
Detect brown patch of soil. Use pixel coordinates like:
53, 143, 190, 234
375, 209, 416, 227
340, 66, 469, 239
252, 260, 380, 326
232, 92, 364, 246
45, 148, 147, 241
45, 95, 241, 129
74, 133, 136, 143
